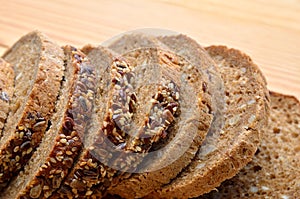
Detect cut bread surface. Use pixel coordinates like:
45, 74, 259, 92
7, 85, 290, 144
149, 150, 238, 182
146, 45, 269, 198
0, 31, 64, 190
106, 34, 214, 198
0, 58, 14, 138
0, 30, 294, 199
51, 45, 116, 199
201, 91, 300, 199
51, 45, 204, 199
0, 46, 96, 198
157, 35, 225, 137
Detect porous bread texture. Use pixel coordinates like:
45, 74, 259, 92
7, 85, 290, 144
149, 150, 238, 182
0, 31, 64, 190
106, 34, 213, 199
107, 33, 167, 54
0, 59, 14, 137
51, 45, 116, 199
201, 91, 300, 199
147, 45, 269, 198
0, 46, 96, 199
53, 46, 196, 199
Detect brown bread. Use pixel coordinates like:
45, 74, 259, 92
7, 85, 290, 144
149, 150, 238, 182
106, 34, 214, 198
55, 43, 212, 198
0, 46, 96, 198
50, 45, 116, 199
0, 31, 64, 190
146, 45, 269, 198
0, 59, 14, 137
201, 91, 300, 199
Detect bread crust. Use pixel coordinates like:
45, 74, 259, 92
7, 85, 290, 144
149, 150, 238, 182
0, 46, 97, 199
147, 45, 270, 198
0, 31, 64, 190
106, 34, 214, 199
201, 91, 300, 199
50, 46, 116, 199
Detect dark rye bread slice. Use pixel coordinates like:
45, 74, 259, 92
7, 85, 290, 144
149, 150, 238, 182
106, 34, 213, 198
0, 59, 14, 137
0, 46, 96, 198
50, 45, 116, 199
0, 31, 64, 189
146, 46, 270, 198
201, 92, 300, 199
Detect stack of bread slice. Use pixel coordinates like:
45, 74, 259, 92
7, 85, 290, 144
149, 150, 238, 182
0, 30, 298, 199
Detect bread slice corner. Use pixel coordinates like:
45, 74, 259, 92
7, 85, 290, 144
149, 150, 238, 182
201, 91, 300, 199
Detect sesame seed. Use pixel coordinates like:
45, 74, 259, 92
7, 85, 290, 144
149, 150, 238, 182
60, 138, 67, 144
19, 131, 24, 138
175, 92, 179, 100
56, 155, 63, 162
71, 147, 78, 152
41, 164, 48, 169
50, 157, 57, 164
86, 190, 93, 196
15, 155, 20, 162
13, 146, 20, 153
26, 148, 33, 154
18, 126, 25, 131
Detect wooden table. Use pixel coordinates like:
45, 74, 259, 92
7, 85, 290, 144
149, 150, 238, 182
1, 0, 299, 99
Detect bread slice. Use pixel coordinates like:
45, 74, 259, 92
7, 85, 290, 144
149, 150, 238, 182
105, 34, 214, 198
0, 31, 64, 189
146, 46, 270, 198
157, 35, 225, 134
51, 44, 212, 198
50, 45, 116, 199
0, 59, 14, 137
107, 33, 164, 54
201, 91, 300, 199
0, 46, 97, 198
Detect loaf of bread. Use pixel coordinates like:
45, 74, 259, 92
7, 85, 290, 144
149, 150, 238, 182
201, 91, 300, 199
0, 31, 64, 190
146, 45, 269, 198
0, 58, 14, 137
0, 46, 96, 198
0, 30, 297, 199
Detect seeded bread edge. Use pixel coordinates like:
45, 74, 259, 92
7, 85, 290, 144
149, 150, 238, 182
147, 45, 269, 198
0, 31, 64, 189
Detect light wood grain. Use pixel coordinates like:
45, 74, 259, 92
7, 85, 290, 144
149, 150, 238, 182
1, 0, 299, 99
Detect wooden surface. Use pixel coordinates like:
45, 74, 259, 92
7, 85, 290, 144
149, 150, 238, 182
1, 0, 299, 99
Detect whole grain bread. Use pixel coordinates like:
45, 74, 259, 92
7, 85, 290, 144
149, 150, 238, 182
0, 59, 14, 137
51, 45, 206, 198
0, 31, 64, 190
146, 45, 270, 198
106, 34, 214, 198
157, 34, 225, 136
107, 33, 165, 54
50, 45, 116, 199
201, 91, 300, 199
0, 46, 96, 198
